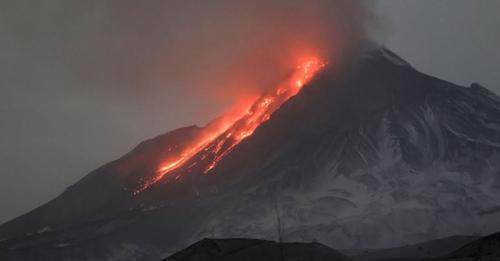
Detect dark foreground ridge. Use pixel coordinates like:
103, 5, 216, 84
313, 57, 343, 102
442, 231, 500, 260
164, 233, 500, 261
163, 238, 349, 261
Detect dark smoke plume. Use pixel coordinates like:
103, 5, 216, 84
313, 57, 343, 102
69, 0, 373, 107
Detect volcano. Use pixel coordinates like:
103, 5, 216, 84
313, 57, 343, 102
1, 46, 500, 261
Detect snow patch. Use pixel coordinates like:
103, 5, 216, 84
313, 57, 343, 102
55, 243, 70, 248
37, 226, 52, 234
381, 48, 411, 67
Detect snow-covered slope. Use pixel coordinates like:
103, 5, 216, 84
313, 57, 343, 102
189, 49, 500, 249
1, 47, 500, 261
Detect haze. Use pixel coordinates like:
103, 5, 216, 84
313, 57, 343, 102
1, 0, 499, 224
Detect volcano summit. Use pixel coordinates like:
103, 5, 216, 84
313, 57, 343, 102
1, 46, 500, 261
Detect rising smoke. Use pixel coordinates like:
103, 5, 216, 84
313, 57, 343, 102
3, 0, 372, 117
78, 0, 373, 108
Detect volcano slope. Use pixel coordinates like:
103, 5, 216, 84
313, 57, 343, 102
1, 47, 500, 261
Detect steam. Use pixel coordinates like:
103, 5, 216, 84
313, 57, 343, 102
93, 0, 372, 108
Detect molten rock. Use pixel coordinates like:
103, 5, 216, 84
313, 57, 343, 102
1, 46, 500, 261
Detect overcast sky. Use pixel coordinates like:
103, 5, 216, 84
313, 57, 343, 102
1, 0, 499, 224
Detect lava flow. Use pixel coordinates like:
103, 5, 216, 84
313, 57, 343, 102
134, 57, 326, 194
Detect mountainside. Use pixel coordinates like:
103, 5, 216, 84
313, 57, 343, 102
1, 46, 500, 261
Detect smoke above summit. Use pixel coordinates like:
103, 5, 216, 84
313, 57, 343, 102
1, 0, 372, 119
108, 0, 372, 103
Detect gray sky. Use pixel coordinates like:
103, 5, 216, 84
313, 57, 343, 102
374, 1, 500, 90
1, 0, 499, 224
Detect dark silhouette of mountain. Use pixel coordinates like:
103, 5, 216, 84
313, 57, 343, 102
162, 238, 349, 261
1, 46, 500, 261
348, 235, 479, 261
441, 231, 500, 260
162, 233, 500, 261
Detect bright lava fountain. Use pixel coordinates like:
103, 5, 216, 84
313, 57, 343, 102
134, 57, 326, 194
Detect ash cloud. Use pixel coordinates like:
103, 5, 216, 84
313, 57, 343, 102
73, 0, 373, 103
2, 0, 373, 118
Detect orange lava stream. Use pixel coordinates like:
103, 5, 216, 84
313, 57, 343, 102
134, 57, 326, 194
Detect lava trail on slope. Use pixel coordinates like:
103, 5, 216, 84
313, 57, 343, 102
134, 57, 326, 194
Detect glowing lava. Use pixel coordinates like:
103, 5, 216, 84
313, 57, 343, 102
134, 57, 326, 194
